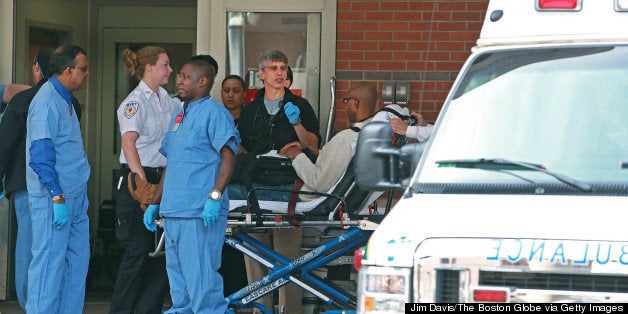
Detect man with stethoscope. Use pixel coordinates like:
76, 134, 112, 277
228, 50, 320, 314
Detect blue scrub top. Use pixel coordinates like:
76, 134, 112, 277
26, 80, 90, 197
160, 96, 237, 217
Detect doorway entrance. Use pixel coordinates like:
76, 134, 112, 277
90, 28, 194, 292
0, 24, 70, 301
95, 28, 195, 226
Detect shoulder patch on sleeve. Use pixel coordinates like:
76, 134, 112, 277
123, 101, 139, 118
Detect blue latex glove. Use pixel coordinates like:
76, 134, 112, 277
143, 204, 159, 232
202, 198, 220, 229
52, 203, 69, 229
234, 128, 242, 146
283, 102, 300, 125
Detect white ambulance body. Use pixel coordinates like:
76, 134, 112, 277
354, 0, 628, 312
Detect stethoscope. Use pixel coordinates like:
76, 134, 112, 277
249, 101, 287, 150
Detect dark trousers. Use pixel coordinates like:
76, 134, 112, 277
219, 243, 248, 296
109, 168, 169, 314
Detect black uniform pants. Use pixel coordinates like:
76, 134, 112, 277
109, 167, 168, 314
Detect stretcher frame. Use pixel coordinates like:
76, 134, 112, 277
150, 193, 383, 313
224, 219, 378, 314
150, 158, 390, 313
222, 169, 386, 313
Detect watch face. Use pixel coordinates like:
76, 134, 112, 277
210, 190, 221, 200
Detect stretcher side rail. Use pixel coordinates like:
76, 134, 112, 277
230, 157, 381, 227
224, 177, 383, 312
238, 186, 349, 226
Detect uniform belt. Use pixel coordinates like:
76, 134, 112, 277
120, 164, 165, 175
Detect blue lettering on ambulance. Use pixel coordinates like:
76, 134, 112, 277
573, 243, 589, 265
596, 243, 611, 264
486, 239, 628, 266
487, 239, 501, 261
529, 241, 545, 262
550, 243, 566, 264
620, 245, 628, 265
507, 239, 522, 262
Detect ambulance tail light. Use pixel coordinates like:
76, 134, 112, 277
354, 247, 364, 271
472, 287, 510, 302
536, 0, 581, 11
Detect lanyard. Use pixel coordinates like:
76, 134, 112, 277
173, 103, 188, 132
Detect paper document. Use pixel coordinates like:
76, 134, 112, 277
256, 150, 289, 160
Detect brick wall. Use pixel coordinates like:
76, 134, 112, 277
334, 0, 489, 130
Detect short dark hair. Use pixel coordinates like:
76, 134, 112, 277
185, 59, 216, 88
35, 47, 55, 78
222, 74, 246, 90
189, 54, 218, 75
50, 45, 87, 75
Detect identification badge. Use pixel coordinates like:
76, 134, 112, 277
173, 114, 183, 132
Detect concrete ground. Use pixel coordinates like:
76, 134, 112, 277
0, 276, 353, 314
0, 287, 344, 313
0, 290, 114, 313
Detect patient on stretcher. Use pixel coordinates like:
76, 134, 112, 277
225, 81, 378, 314
227, 82, 377, 204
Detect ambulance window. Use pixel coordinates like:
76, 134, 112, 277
453, 47, 614, 99
417, 45, 628, 190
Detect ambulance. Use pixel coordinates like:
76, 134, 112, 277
353, 0, 628, 311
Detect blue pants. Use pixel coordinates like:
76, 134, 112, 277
163, 217, 228, 314
13, 189, 30, 311
26, 191, 90, 314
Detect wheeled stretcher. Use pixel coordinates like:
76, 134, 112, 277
223, 157, 387, 313
150, 158, 389, 313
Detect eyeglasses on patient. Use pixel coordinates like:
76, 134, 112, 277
342, 97, 359, 104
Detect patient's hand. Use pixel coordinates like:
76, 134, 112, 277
389, 118, 409, 135
410, 112, 427, 126
279, 143, 303, 159
281, 141, 301, 150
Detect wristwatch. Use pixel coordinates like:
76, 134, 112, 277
52, 194, 65, 204
208, 189, 222, 201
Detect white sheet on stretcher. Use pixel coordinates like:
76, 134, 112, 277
228, 197, 326, 214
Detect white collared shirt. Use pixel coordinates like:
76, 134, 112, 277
117, 80, 182, 167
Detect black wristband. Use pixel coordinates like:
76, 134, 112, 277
302, 148, 318, 163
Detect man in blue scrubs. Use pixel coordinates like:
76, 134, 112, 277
25, 44, 90, 313
143, 57, 238, 313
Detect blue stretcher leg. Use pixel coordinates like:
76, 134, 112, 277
225, 226, 372, 311
225, 234, 323, 311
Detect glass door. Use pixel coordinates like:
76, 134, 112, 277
201, 0, 336, 143
225, 11, 321, 115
